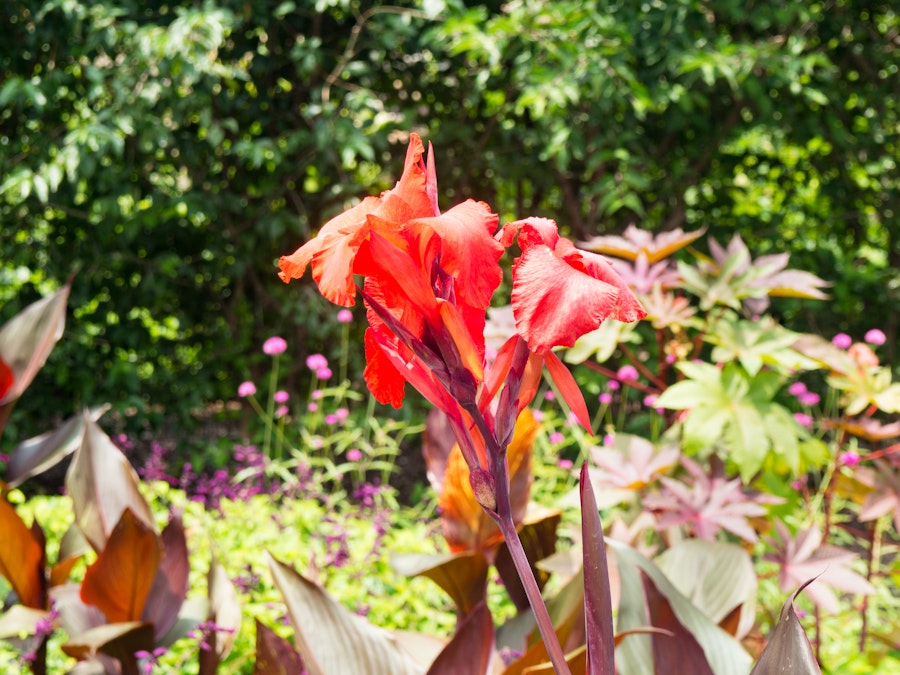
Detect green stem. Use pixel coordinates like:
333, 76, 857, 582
263, 357, 280, 460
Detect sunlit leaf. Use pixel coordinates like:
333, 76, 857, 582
267, 553, 423, 675
580, 225, 706, 264
62, 621, 154, 672
80, 508, 162, 624
426, 601, 493, 675
199, 551, 242, 673
253, 619, 305, 675
0, 605, 50, 639
654, 540, 757, 639
390, 551, 488, 618
141, 512, 190, 639
6, 404, 109, 488
65, 415, 157, 551
0, 497, 44, 608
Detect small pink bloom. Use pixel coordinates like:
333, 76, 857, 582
310, 436, 324, 449
273, 390, 289, 403
793, 413, 813, 429
335, 407, 349, 422
531, 410, 544, 423
337, 309, 354, 323
607, 380, 620, 391
275, 405, 289, 418
603, 433, 615, 447
791, 480, 804, 490
787, 382, 807, 397
599, 392, 613, 405
549, 431, 565, 444
557, 459, 574, 470
263, 336, 287, 355
308, 402, 318, 412
325, 414, 338, 425
316, 367, 332, 380
238, 381, 256, 397
798, 392, 820, 406
347, 448, 363, 462
832, 333, 852, 349
312, 389, 324, 400
839, 450, 860, 467
306, 353, 328, 371
864, 329, 886, 346
544, 390, 556, 401
643, 394, 658, 408
665, 353, 677, 364
617, 365, 639, 382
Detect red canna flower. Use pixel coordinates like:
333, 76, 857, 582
0, 356, 13, 402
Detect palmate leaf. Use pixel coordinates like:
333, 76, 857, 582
656, 362, 805, 478
580, 225, 706, 264
705, 314, 817, 376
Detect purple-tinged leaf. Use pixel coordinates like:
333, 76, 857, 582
426, 601, 493, 675
0, 496, 45, 609
6, 404, 109, 488
62, 621, 154, 675
80, 508, 162, 624
141, 511, 189, 639
750, 581, 821, 674
0, 279, 71, 408
640, 570, 714, 675
51, 583, 107, 638
391, 551, 488, 619
655, 539, 757, 639
51, 523, 91, 587
579, 462, 615, 675
65, 414, 157, 552
611, 540, 753, 674
267, 553, 423, 675
253, 619, 305, 675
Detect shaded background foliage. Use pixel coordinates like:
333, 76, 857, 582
1, 0, 897, 447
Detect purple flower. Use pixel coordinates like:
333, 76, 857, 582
865, 329, 886, 346
238, 381, 256, 397
617, 365, 639, 382
263, 336, 287, 355
839, 450, 861, 467
347, 448, 362, 462
325, 413, 338, 425
799, 392, 820, 406
337, 309, 354, 323
832, 333, 852, 349
598, 392, 613, 405
793, 413, 813, 429
306, 353, 328, 371
787, 382, 807, 397
316, 367, 333, 380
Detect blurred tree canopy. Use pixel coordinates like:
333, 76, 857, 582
1, 0, 897, 442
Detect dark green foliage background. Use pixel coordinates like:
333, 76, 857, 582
1, 0, 897, 445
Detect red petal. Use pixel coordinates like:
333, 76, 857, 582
512, 245, 621, 353
576, 247, 648, 323
510, 216, 560, 250
364, 328, 407, 408
544, 351, 592, 432
0, 357, 13, 401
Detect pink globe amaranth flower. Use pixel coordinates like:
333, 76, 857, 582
643, 394, 658, 408
238, 381, 257, 397
549, 431, 565, 444
316, 367, 333, 380
598, 392, 613, 405
798, 392, 820, 407
793, 412, 813, 429
263, 336, 287, 355
346, 448, 363, 462
335, 407, 349, 422
306, 353, 328, 371
557, 459, 574, 470
544, 390, 556, 401
308, 402, 318, 412
275, 405, 289, 418
839, 450, 861, 467
787, 381, 807, 397
325, 414, 338, 425
832, 333, 852, 349
532, 409, 544, 423
864, 328, 886, 346
606, 380, 620, 391
273, 390, 289, 403
337, 309, 354, 323
617, 365, 639, 382
312, 389, 324, 400
603, 433, 615, 447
